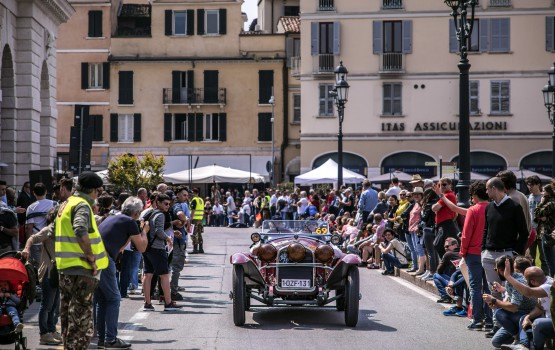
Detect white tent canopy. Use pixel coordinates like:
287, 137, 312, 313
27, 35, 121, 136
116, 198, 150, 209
294, 159, 365, 185
163, 164, 266, 184
431, 171, 489, 181
367, 171, 413, 183
507, 168, 552, 182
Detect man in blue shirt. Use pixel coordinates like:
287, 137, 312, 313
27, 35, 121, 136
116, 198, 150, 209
358, 180, 378, 224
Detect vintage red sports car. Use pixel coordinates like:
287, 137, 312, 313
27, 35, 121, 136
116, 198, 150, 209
229, 220, 361, 327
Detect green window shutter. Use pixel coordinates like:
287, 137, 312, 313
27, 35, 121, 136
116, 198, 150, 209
197, 9, 205, 35
164, 113, 172, 141
110, 113, 118, 142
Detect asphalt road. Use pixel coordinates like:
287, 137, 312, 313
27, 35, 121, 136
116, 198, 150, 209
2, 226, 494, 350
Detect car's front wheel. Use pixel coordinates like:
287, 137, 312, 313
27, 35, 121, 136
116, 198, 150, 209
232, 264, 246, 326
344, 266, 360, 327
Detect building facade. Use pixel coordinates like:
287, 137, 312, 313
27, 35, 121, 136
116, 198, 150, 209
0, 0, 74, 186
57, 0, 294, 184
298, 0, 555, 179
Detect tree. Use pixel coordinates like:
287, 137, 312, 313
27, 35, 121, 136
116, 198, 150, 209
107, 152, 165, 193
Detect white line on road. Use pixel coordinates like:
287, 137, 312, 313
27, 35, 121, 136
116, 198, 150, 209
387, 276, 451, 309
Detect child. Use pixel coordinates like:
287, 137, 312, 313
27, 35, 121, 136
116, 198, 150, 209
0, 280, 24, 333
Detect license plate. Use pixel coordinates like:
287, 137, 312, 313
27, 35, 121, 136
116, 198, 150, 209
281, 279, 311, 288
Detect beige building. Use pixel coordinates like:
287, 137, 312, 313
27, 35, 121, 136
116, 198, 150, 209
297, 0, 555, 179
56, 0, 300, 185
0, 0, 74, 186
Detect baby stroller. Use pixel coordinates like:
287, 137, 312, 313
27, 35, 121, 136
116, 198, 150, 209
0, 251, 37, 350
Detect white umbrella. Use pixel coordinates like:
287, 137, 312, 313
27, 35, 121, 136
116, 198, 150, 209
508, 168, 552, 182
294, 159, 365, 185
164, 164, 265, 184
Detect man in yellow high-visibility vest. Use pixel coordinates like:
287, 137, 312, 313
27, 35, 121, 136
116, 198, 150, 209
55, 171, 108, 350
190, 187, 205, 254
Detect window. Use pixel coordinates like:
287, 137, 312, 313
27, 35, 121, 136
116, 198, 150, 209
383, 83, 402, 116
118, 114, 134, 142
284, 6, 300, 16
90, 115, 103, 141
547, 17, 554, 51
293, 94, 301, 123
204, 114, 220, 140
319, 22, 334, 54
88, 11, 102, 37
165, 10, 194, 36
197, 9, 226, 35
165, 113, 226, 141
310, 22, 340, 56
470, 81, 480, 115
373, 20, 412, 54
319, 84, 334, 116
204, 70, 219, 103
174, 12, 187, 35
118, 71, 133, 105
258, 113, 272, 141
259, 70, 274, 104
171, 70, 194, 103
490, 80, 510, 114
449, 18, 509, 53
88, 63, 103, 88
174, 113, 188, 141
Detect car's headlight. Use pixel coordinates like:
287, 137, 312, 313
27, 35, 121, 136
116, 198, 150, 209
258, 244, 277, 262
315, 245, 334, 263
251, 232, 261, 243
287, 243, 306, 262
330, 234, 342, 246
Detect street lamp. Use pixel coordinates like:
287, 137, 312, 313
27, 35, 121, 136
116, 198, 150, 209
542, 61, 555, 177
269, 94, 275, 187
444, 0, 477, 208
329, 61, 350, 188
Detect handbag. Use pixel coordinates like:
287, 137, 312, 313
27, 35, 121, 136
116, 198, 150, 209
541, 226, 555, 247
44, 247, 59, 288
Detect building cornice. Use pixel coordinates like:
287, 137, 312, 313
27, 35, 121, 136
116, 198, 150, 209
108, 55, 285, 63
35, 0, 75, 24
300, 133, 552, 141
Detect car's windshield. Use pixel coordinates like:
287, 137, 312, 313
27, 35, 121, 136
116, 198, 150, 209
260, 220, 329, 235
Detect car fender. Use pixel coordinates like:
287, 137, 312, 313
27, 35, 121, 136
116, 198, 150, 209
326, 254, 361, 289
230, 253, 265, 286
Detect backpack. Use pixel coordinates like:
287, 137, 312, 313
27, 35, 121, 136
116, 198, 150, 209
393, 241, 412, 262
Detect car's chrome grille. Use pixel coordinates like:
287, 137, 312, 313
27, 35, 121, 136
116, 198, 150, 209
276, 248, 315, 291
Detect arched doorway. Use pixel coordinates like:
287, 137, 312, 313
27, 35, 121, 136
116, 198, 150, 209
451, 151, 506, 177
40, 61, 53, 168
381, 152, 436, 177
313, 152, 367, 175
520, 151, 552, 176
0, 45, 16, 182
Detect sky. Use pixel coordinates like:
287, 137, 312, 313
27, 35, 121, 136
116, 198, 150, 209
242, 0, 258, 30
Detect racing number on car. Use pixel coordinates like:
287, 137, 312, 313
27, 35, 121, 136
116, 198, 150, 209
315, 227, 328, 234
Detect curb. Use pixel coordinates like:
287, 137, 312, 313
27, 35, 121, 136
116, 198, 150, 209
395, 267, 439, 296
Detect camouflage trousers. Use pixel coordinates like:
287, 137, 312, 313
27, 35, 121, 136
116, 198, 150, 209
191, 220, 204, 245
59, 273, 99, 350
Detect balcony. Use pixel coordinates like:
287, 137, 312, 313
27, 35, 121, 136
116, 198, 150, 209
163, 88, 226, 105
382, 0, 403, 9
291, 56, 301, 77
312, 54, 338, 74
489, 0, 511, 7
379, 53, 405, 74
318, 0, 335, 11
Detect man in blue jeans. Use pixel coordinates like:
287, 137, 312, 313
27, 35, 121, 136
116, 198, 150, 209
483, 256, 537, 349
96, 197, 148, 349
432, 237, 461, 303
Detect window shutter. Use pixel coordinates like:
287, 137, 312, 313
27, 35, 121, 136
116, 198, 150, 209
195, 113, 204, 141
204, 70, 219, 103
172, 71, 181, 103
258, 113, 271, 141
333, 22, 341, 55
164, 113, 172, 141
88, 11, 102, 37
449, 21, 458, 53
373, 21, 383, 54
102, 62, 110, 89
187, 10, 195, 36
110, 113, 118, 142
187, 70, 195, 103
286, 37, 294, 67
92, 115, 103, 141
547, 17, 554, 51
187, 113, 195, 141
165, 10, 172, 36
500, 18, 510, 52
258, 70, 274, 104
174, 114, 186, 140
118, 71, 133, 105
402, 20, 412, 53
219, 9, 227, 35
197, 9, 205, 35
88, 11, 95, 37
479, 18, 489, 52
81, 63, 88, 89
311, 22, 318, 56
219, 113, 226, 141
133, 113, 141, 142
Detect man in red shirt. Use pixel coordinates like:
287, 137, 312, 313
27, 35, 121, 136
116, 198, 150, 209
432, 177, 459, 257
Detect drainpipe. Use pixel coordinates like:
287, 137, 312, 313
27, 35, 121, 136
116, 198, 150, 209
280, 57, 289, 184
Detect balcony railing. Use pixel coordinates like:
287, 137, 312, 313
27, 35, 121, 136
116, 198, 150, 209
318, 0, 335, 11
313, 54, 338, 74
379, 52, 405, 73
489, 0, 511, 7
163, 88, 226, 105
382, 0, 403, 9
291, 56, 301, 77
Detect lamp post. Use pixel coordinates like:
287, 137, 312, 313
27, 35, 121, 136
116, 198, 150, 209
329, 61, 350, 188
269, 93, 275, 187
444, 0, 477, 208
541, 61, 555, 177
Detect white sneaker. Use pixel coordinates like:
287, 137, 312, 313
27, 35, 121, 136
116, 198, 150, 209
419, 271, 430, 280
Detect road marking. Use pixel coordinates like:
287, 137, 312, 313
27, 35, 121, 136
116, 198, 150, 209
118, 309, 151, 342
388, 276, 451, 309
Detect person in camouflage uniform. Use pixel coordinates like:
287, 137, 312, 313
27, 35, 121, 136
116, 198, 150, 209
189, 188, 205, 254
